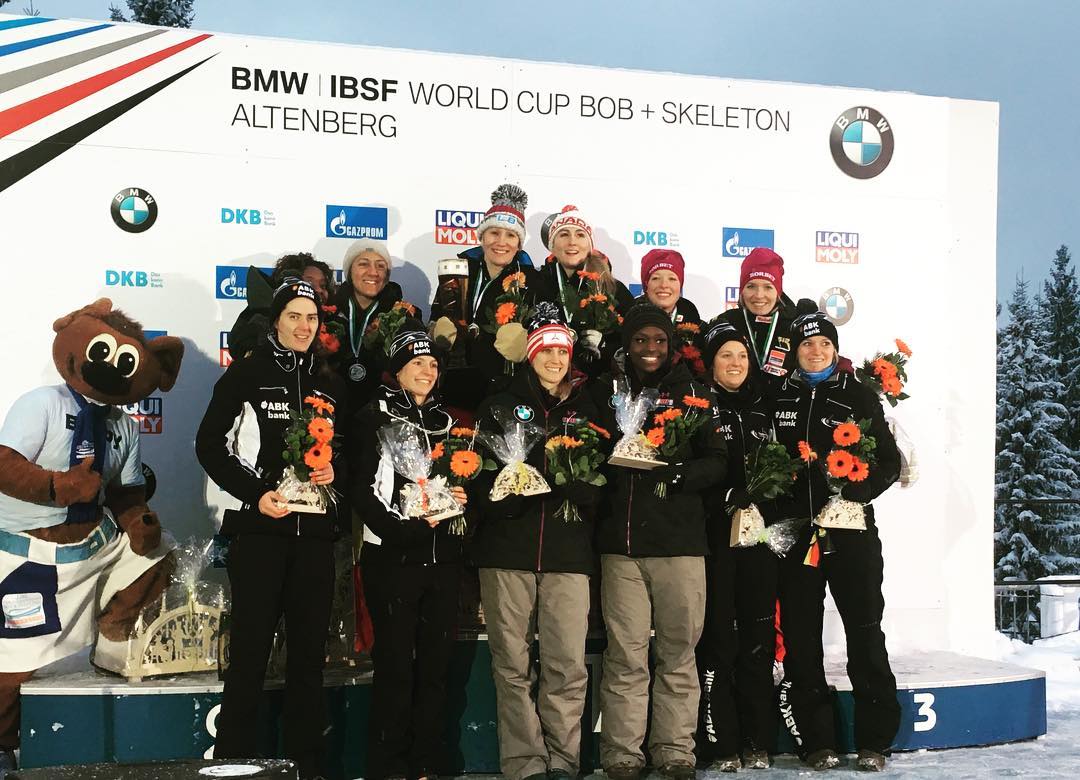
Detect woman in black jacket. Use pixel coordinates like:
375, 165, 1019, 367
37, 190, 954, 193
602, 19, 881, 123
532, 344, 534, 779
771, 313, 901, 772
350, 325, 466, 780
195, 279, 346, 780
695, 323, 779, 772
473, 305, 602, 780
590, 303, 727, 780
534, 206, 634, 380
330, 239, 418, 412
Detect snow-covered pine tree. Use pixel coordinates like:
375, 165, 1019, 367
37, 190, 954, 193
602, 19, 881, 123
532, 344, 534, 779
1042, 245, 1080, 450
109, 0, 194, 28
995, 275, 1080, 581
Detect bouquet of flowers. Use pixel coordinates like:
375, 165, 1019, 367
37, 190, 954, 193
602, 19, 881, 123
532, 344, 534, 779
729, 440, 803, 548
317, 304, 346, 355
642, 394, 714, 496
363, 301, 419, 355
607, 378, 662, 469
477, 407, 551, 501
429, 426, 497, 534
675, 322, 705, 376
377, 421, 461, 523
277, 395, 338, 513
545, 420, 610, 522
483, 271, 534, 374
802, 418, 878, 536
571, 270, 622, 334
856, 338, 912, 407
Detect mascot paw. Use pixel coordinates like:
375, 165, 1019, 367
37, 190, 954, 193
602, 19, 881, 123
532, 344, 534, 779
52, 458, 101, 506
127, 512, 162, 556
494, 322, 528, 363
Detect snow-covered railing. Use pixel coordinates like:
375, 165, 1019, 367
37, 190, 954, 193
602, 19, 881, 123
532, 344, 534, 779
995, 577, 1080, 643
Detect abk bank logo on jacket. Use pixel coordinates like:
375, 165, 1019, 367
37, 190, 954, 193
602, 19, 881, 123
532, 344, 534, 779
326, 205, 388, 239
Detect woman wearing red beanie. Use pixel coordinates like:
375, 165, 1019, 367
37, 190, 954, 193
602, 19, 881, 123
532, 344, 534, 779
636, 249, 705, 378
716, 248, 812, 386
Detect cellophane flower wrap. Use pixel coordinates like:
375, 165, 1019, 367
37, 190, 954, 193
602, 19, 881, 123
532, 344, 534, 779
429, 426, 497, 535
377, 421, 460, 522
477, 406, 550, 501
363, 301, 419, 355
729, 440, 803, 548
545, 420, 610, 523
855, 338, 912, 407
607, 377, 661, 467
277, 395, 338, 513
797, 418, 878, 564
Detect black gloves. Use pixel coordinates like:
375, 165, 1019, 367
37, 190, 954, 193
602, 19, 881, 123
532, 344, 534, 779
552, 480, 600, 507
492, 493, 526, 518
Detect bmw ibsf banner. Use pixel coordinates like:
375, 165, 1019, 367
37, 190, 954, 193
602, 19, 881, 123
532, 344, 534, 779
0, 14, 998, 654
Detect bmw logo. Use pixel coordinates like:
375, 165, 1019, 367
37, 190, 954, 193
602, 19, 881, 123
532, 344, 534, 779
829, 107, 894, 179
819, 287, 854, 326
111, 187, 158, 233
513, 404, 534, 422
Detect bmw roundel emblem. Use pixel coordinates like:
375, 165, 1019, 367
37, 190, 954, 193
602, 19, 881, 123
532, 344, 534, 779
513, 404, 534, 422
829, 107, 894, 179
818, 286, 855, 326
111, 187, 158, 233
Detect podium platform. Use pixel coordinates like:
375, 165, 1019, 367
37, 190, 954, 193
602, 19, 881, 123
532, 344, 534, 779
20, 643, 1045, 778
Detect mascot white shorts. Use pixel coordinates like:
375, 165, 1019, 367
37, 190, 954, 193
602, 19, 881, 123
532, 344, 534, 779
0, 510, 175, 673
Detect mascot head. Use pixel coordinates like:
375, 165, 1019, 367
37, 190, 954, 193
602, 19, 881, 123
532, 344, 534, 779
51, 299, 184, 405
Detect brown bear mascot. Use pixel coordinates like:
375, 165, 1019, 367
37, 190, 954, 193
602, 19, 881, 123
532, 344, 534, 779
0, 299, 183, 769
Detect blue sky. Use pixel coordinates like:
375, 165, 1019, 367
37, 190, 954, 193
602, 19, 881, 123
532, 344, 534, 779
19, 0, 1080, 307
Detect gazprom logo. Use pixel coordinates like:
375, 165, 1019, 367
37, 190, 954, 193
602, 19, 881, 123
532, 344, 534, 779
326, 205, 388, 239
722, 227, 775, 258
216, 265, 272, 300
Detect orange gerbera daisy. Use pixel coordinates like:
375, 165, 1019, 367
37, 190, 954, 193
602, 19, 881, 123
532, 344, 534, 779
451, 427, 475, 438
654, 408, 683, 425
430, 442, 446, 461
797, 441, 818, 462
826, 449, 854, 478
450, 449, 481, 479
677, 322, 700, 334
587, 421, 611, 439
683, 395, 710, 409
393, 301, 418, 315
318, 330, 341, 354
495, 301, 518, 325
304, 396, 335, 415
872, 358, 897, 378
895, 338, 912, 358
576, 270, 601, 282
680, 345, 702, 360
308, 418, 334, 444
847, 456, 870, 482
502, 271, 527, 292
881, 375, 903, 395
645, 427, 666, 447
304, 445, 332, 470
832, 422, 861, 447
579, 297, 591, 308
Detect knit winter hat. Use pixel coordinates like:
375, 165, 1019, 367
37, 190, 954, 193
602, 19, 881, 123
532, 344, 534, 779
546, 204, 594, 252
621, 302, 675, 350
477, 184, 528, 245
343, 239, 392, 280
739, 247, 784, 300
791, 312, 839, 352
703, 321, 752, 369
640, 248, 685, 288
269, 278, 321, 329
387, 320, 441, 376
526, 302, 574, 363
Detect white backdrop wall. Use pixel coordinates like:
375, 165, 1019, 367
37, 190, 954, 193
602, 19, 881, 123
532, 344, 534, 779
0, 15, 999, 654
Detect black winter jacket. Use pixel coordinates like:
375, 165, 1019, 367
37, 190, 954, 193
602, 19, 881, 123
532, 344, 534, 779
350, 385, 464, 566
591, 360, 727, 558
534, 261, 635, 381
706, 378, 776, 550
196, 335, 348, 539
771, 369, 900, 526
431, 247, 540, 407
471, 370, 602, 574
717, 294, 801, 386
